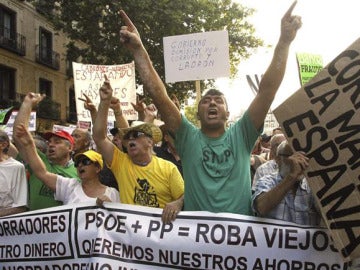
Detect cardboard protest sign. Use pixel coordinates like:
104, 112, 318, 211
163, 30, 230, 83
73, 62, 137, 124
296, 52, 323, 85
274, 38, 360, 261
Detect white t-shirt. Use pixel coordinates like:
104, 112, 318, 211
55, 175, 120, 205
0, 157, 28, 208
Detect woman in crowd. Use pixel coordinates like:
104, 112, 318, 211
14, 123, 119, 205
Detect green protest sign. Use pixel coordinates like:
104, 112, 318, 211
0, 107, 13, 124
296, 53, 323, 86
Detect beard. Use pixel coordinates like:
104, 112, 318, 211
279, 163, 291, 179
279, 162, 304, 181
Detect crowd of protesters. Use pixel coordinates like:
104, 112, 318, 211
5, 0, 360, 266
0, 1, 324, 230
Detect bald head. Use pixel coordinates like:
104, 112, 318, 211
276, 141, 293, 157
269, 134, 286, 159
71, 128, 92, 154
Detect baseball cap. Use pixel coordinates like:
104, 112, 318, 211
73, 150, 103, 169
43, 130, 75, 145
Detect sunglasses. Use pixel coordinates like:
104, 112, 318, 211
74, 158, 93, 168
123, 131, 151, 140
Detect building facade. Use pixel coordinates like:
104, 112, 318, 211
0, 0, 77, 131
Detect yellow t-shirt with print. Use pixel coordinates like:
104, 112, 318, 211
110, 147, 184, 208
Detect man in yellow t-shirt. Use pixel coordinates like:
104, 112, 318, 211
93, 79, 184, 224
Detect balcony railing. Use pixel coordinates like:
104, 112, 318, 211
0, 27, 26, 56
35, 45, 60, 70
0, 93, 26, 109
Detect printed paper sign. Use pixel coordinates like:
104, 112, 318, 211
73, 62, 137, 125
274, 38, 360, 261
163, 30, 230, 83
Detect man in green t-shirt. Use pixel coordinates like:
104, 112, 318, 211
115, 2, 302, 215
13, 93, 77, 211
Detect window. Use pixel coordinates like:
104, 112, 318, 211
39, 27, 52, 62
0, 5, 16, 44
0, 65, 16, 106
68, 86, 77, 123
39, 78, 52, 98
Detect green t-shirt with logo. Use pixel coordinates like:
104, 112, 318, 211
175, 111, 260, 215
26, 151, 78, 211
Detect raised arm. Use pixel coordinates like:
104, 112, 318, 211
131, 95, 146, 121
248, 1, 302, 130
13, 93, 45, 163
14, 124, 57, 191
110, 96, 129, 128
119, 10, 181, 134
92, 75, 116, 165
79, 93, 98, 124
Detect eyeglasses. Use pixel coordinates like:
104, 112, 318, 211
74, 158, 93, 167
123, 131, 151, 140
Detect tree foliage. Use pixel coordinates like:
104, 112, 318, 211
184, 104, 200, 128
33, 0, 262, 104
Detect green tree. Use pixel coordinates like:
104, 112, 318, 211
32, 0, 262, 104
184, 103, 200, 127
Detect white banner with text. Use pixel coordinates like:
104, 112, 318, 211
0, 203, 347, 269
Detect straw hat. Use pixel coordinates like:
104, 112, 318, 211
119, 121, 163, 143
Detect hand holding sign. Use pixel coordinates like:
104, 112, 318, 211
287, 152, 309, 182
280, 1, 302, 44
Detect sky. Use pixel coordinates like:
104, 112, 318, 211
215, 0, 360, 118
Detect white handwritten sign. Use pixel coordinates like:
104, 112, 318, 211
73, 62, 137, 124
274, 38, 360, 261
163, 31, 230, 83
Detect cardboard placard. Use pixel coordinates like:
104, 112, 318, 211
274, 38, 360, 261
